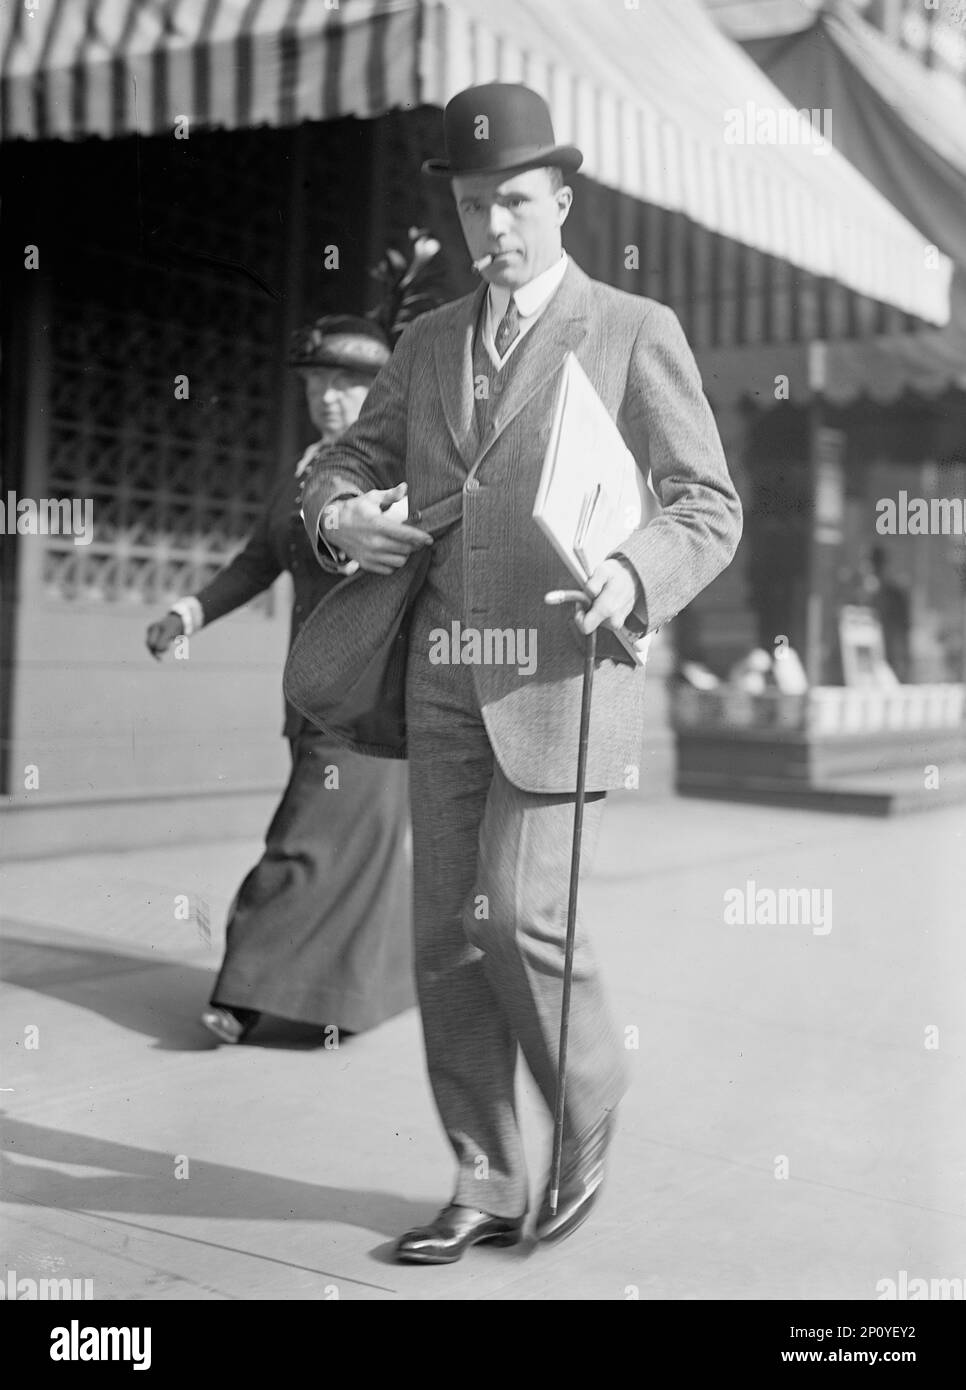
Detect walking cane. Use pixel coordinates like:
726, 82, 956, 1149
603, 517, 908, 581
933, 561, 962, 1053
544, 588, 597, 1215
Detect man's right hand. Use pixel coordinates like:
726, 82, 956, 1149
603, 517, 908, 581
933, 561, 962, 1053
324, 482, 433, 576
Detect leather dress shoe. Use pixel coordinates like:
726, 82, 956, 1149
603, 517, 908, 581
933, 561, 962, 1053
535, 1111, 615, 1243
395, 1203, 526, 1264
201, 1005, 259, 1044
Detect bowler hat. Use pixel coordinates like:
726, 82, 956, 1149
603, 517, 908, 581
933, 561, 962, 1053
287, 314, 391, 373
422, 83, 582, 179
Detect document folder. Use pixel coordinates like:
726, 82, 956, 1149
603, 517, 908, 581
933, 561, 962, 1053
533, 353, 661, 666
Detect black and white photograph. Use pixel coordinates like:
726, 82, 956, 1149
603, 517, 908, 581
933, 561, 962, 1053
1, 0, 964, 1339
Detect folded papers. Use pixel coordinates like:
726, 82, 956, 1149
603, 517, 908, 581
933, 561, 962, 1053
533, 353, 661, 666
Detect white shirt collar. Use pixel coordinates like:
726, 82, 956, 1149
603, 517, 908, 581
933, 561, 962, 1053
488, 252, 569, 321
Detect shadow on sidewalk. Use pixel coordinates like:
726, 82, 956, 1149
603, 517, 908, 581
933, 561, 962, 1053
1, 929, 359, 1051
1, 927, 230, 1050
0, 1114, 435, 1246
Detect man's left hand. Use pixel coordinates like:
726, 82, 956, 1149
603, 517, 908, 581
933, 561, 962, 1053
575, 558, 642, 636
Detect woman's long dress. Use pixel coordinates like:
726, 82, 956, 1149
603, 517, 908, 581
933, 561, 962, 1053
193, 453, 414, 1032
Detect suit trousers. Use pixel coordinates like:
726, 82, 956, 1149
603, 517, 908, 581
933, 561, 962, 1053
406, 589, 628, 1217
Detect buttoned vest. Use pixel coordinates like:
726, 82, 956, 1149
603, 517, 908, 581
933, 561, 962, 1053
419, 300, 539, 623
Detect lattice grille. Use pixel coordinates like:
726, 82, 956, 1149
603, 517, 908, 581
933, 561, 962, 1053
40, 129, 293, 610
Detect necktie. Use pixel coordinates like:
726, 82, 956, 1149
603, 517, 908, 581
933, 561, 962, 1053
494, 296, 521, 359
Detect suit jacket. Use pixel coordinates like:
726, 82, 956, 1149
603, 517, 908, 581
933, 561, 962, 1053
299, 259, 742, 793
195, 457, 338, 740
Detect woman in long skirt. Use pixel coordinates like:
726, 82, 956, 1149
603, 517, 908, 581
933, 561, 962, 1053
146, 316, 413, 1043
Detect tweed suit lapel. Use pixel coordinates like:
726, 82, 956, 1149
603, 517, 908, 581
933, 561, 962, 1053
470, 260, 591, 472
432, 262, 593, 473
433, 284, 488, 469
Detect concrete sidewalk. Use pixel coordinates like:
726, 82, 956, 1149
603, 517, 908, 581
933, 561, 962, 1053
1, 793, 964, 1300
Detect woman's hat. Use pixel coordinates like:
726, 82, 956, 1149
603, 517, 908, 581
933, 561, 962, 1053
287, 314, 391, 373
422, 83, 582, 180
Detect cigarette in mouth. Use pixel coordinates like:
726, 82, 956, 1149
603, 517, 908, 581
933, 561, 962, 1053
472, 254, 494, 273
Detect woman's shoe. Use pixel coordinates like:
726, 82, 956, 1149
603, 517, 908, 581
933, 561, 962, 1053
201, 1005, 260, 1044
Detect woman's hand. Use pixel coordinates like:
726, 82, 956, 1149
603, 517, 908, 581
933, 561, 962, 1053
145, 612, 184, 660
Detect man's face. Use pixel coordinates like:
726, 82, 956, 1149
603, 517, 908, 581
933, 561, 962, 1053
452, 167, 572, 289
301, 367, 372, 440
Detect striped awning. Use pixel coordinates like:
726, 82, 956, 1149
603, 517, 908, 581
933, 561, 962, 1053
1, 0, 951, 326
715, 0, 966, 398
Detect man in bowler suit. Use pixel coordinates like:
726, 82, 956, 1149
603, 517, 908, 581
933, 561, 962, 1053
300, 83, 742, 1263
